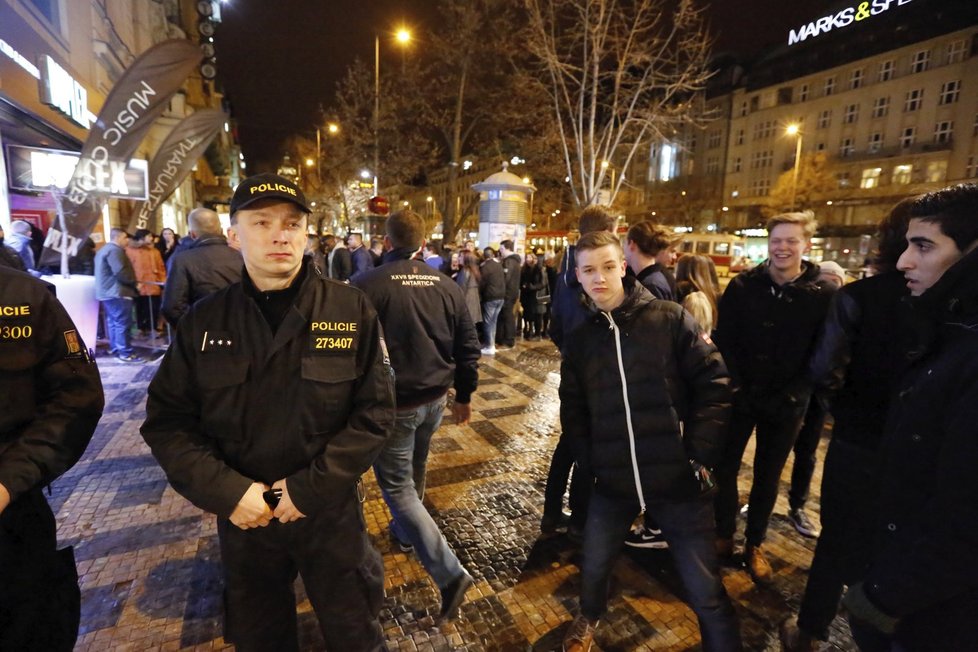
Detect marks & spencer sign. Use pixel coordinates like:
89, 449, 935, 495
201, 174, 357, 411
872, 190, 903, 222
788, 0, 914, 46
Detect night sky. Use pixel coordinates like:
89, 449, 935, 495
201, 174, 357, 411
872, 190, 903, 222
215, 0, 825, 171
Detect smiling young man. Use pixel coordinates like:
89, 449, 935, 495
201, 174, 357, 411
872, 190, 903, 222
713, 211, 832, 585
141, 173, 395, 651
840, 184, 978, 651
559, 231, 740, 652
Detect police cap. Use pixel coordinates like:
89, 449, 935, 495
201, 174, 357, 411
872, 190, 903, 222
230, 173, 312, 216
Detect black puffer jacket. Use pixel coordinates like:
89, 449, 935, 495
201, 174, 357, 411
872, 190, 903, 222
808, 271, 912, 449
559, 279, 731, 503
857, 249, 978, 650
715, 260, 832, 407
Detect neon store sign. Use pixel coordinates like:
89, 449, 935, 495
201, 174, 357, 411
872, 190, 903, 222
788, 0, 914, 46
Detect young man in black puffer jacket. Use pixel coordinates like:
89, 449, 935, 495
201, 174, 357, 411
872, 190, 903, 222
559, 231, 740, 652
713, 211, 832, 586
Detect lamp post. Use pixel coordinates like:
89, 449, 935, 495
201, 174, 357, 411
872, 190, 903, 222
786, 123, 803, 211
374, 29, 412, 198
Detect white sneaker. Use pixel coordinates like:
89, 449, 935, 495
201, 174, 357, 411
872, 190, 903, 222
481, 346, 496, 356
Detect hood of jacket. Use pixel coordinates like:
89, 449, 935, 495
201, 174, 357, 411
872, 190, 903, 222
583, 276, 655, 324
741, 258, 822, 291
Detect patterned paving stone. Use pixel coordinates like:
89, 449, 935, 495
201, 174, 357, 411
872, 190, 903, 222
55, 342, 855, 651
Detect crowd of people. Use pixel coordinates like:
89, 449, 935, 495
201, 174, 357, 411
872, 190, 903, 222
1, 175, 977, 652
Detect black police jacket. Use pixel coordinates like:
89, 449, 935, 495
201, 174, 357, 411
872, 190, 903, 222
559, 279, 731, 503
142, 266, 395, 520
0, 266, 104, 502
161, 236, 243, 326
354, 250, 480, 408
715, 260, 832, 407
859, 248, 978, 649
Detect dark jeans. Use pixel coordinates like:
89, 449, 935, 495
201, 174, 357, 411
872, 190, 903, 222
481, 299, 503, 348
101, 298, 134, 356
715, 399, 807, 545
580, 490, 741, 652
543, 436, 591, 529
797, 438, 878, 640
497, 298, 517, 346
789, 399, 826, 511
217, 492, 385, 652
134, 295, 161, 333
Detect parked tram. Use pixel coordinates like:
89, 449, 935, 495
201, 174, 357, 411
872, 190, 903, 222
676, 233, 749, 277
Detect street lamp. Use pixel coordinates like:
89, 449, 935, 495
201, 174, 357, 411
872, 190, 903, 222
375, 28, 412, 197
786, 123, 803, 210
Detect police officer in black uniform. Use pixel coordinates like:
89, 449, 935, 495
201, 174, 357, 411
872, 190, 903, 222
0, 266, 104, 651
141, 173, 396, 651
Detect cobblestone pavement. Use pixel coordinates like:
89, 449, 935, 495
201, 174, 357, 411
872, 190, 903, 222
56, 337, 858, 651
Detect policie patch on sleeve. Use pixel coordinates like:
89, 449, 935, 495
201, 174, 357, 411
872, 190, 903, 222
309, 320, 359, 356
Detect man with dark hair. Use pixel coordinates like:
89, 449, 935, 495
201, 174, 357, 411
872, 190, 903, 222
354, 209, 480, 622
780, 198, 915, 651
6, 221, 38, 275
142, 173, 395, 651
542, 206, 617, 538
423, 242, 443, 269
623, 221, 679, 301
839, 183, 978, 651
161, 208, 242, 326
0, 266, 104, 650
497, 239, 522, 348
369, 236, 384, 267
560, 230, 739, 652
95, 228, 142, 363
323, 233, 352, 281
478, 246, 505, 355
713, 211, 832, 585
348, 233, 374, 280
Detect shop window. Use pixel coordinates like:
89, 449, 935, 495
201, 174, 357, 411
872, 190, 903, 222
860, 168, 882, 189
926, 160, 947, 183
892, 164, 913, 185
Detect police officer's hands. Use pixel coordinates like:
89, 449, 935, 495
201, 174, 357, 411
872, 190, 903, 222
0, 482, 9, 516
452, 401, 472, 425
272, 479, 306, 524
229, 482, 274, 529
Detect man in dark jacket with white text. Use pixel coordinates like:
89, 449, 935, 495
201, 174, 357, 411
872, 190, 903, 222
354, 210, 480, 622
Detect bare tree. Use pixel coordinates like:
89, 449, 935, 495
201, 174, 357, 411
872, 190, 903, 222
766, 152, 839, 216
524, 0, 714, 208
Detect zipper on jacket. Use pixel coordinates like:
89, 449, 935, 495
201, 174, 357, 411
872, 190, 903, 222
602, 311, 647, 514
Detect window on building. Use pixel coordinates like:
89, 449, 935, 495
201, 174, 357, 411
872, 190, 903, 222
734, 129, 744, 146
708, 129, 722, 149
872, 96, 890, 118
878, 59, 894, 82
926, 160, 947, 183
840, 137, 855, 158
946, 39, 967, 64
706, 156, 720, 174
733, 156, 742, 172
26, 0, 59, 25
939, 80, 961, 105
824, 76, 836, 96
798, 84, 809, 102
750, 96, 759, 112
816, 142, 827, 152
818, 109, 832, 129
740, 101, 749, 117
837, 171, 851, 188
966, 155, 978, 179
904, 88, 924, 112
868, 132, 884, 153
900, 127, 916, 148
750, 150, 773, 169
749, 178, 771, 197
934, 121, 954, 144
911, 49, 930, 73
974, 113, 978, 136
892, 164, 913, 185
860, 167, 882, 189
777, 87, 793, 105
848, 68, 864, 90
844, 103, 860, 124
